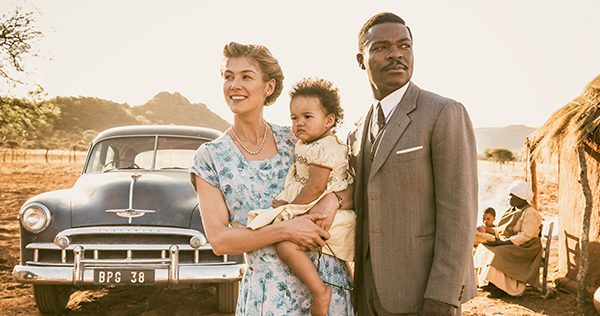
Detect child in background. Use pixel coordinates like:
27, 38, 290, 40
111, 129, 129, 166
474, 207, 497, 245
247, 78, 355, 316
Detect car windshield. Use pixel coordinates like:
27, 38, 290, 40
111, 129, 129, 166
85, 136, 204, 173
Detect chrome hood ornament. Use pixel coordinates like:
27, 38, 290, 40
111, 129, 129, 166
106, 174, 156, 224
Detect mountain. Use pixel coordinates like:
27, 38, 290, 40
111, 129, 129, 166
131, 92, 229, 131
52, 92, 229, 134
52, 96, 139, 133
474, 124, 536, 154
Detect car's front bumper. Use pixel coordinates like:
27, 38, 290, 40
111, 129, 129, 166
13, 262, 245, 285
13, 243, 244, 286
14, 226, 245, 286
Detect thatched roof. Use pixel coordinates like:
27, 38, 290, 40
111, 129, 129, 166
529, 75, 600, 161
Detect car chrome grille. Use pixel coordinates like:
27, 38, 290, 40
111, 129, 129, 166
26, 226, 241, 266
71, 235, 191, 245
30, 244, 223, 265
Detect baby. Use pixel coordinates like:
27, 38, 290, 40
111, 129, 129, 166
247, 78, 355, 316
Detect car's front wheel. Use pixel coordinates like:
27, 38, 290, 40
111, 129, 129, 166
217, 281, 239, 313
33, 284, 73, 314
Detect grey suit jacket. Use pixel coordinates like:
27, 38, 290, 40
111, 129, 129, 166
348, 82, 478, 313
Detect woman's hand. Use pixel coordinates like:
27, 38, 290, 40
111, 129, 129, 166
283, 214, 330, 250
484, 227, 496, 235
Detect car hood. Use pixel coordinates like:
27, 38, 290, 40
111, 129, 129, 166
71, 171, 197, 228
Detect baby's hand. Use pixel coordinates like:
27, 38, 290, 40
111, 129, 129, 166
271, 199, 288, 208
476, 226, 486, 233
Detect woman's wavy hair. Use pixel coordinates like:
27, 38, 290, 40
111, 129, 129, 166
222, 42, 284, 106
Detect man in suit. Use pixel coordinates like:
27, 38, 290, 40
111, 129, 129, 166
348, 12, 478, 315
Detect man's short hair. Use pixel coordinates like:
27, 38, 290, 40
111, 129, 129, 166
358, 12, 412, 52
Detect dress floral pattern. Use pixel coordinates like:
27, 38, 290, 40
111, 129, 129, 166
190, 123, 353, 315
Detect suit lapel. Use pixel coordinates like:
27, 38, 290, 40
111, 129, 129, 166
369, 83, 420, 182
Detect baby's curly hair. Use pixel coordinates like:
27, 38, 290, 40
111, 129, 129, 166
289, 77, 344, 131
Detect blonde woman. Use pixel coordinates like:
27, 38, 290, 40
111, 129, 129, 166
190, 42, 353, 315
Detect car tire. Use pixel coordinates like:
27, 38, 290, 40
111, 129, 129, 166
33, 284, 73, 314
217, 281, 239, 313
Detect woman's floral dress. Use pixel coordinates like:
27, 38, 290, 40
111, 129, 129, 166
190, 123, 353, 315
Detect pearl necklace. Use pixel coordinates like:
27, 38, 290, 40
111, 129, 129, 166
230, 123, 268, 155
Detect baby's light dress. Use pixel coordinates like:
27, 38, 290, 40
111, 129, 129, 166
190, 124, 353, 315
247, 134, 356, 261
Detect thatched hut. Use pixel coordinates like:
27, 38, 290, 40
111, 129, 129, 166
528, 75, 600, 299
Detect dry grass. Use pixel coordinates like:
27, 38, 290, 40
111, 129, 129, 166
0, 158, 596, 315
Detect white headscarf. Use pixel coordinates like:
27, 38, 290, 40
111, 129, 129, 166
508, 180, 534, 201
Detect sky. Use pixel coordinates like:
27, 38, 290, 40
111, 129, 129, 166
2, 0, 600, 139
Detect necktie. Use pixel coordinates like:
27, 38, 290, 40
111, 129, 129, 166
370, 102, 385, 142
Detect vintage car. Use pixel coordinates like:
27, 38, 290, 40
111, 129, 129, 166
12, 125, 244, 314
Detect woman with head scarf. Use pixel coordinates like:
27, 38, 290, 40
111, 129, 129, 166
473, 180, 544, 298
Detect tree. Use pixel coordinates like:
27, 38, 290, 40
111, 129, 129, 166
0, 7, 42, 86
484, 147, 515, 164
0, 97, 59, 146
0, 8, 53, 150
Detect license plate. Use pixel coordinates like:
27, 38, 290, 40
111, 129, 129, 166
93, 269, 155, 285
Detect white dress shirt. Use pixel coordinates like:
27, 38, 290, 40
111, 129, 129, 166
372, 82, 410, 123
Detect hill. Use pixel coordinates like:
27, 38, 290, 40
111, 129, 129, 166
24, 92, 231, 149
52, 96, 139, 133
474, 124, 536, 155
52, 92, 229, 134
131, 92, 229, 131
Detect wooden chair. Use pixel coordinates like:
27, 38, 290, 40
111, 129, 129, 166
540, 221, 555, 297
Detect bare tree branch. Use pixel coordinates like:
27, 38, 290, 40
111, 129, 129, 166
0, 7, 42, 84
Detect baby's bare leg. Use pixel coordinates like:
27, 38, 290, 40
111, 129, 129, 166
276, 241, 331, 316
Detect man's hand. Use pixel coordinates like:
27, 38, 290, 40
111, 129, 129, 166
307, 193, 337, 230
420, 298, 457, 315
271, 199, 288, 208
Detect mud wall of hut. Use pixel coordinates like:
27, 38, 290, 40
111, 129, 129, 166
557, 144, 600, 289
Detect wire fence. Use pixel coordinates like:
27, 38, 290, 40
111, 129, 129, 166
0, 148, 88, 164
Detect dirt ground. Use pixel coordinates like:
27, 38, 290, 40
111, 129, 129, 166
0, 158, 597, 315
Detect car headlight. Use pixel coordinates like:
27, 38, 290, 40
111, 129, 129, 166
19, 203, 51, 233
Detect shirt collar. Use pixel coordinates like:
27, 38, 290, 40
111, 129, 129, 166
372, 82, 410, 122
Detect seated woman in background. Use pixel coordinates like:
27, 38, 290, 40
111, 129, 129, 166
473, 180, 543, 298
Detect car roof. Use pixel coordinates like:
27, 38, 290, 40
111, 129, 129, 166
93, 125, 223, 143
